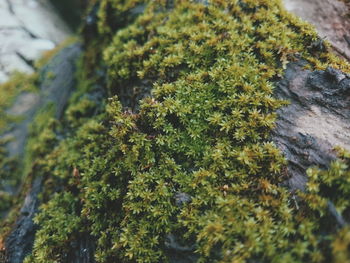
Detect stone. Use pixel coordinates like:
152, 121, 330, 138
0, 0, 71, 83
273, 61, 350, 190
283, 0, 350, 60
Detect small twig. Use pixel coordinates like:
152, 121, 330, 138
292, 195, 299, 210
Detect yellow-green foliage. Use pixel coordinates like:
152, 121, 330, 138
301, 148, 350, 263
23, 0, 350, 263
0, 140, 16, 212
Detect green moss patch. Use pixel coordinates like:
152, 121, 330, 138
17, 0, 350, 262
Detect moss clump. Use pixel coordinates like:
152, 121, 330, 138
301, 148, 350, 263
19, 0, 350, 263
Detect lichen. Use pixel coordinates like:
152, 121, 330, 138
5, 0, 350, 262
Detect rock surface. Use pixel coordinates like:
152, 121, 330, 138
4, 43, 82, 263
4, 176, 42, 263
0, 0, 71, 83
2, 43, 81, 159
283, 0, 350, 60
273, 61, 350, 190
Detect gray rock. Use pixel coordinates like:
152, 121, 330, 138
0, 0, 71, 83
5, 176, 42, 263
283, 0, 350, 60
2, 43, 81, 158
4, 43, 81, 263
273, 60, 350, 190
6, 93, 40, 117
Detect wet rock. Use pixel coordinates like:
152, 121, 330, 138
5, 176, 42, 263
5, 93, 40, 117
130, 4, 147, 16
65, 233, 96, 263
283, 0, 350, 60
39, 43, 82, 118
325, 67, 346, 83
2, 43, 81, 158
85, 2, 99, 27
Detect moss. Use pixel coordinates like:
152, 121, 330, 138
0, 168, 37, 256
15, 0, 350, 263
0, 72, 38, 133
301, 148, 350, 263
23, 192, 83, 263
0, 140, 20, 196
23, 104, 58, 176
0, 72, 39, 220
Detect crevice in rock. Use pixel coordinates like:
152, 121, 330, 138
15, 52, 35, 70
0, 26, 39, 40
5, 0, 15, 15
19, 26, 39, 39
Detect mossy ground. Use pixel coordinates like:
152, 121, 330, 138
2, 0, 350, 262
